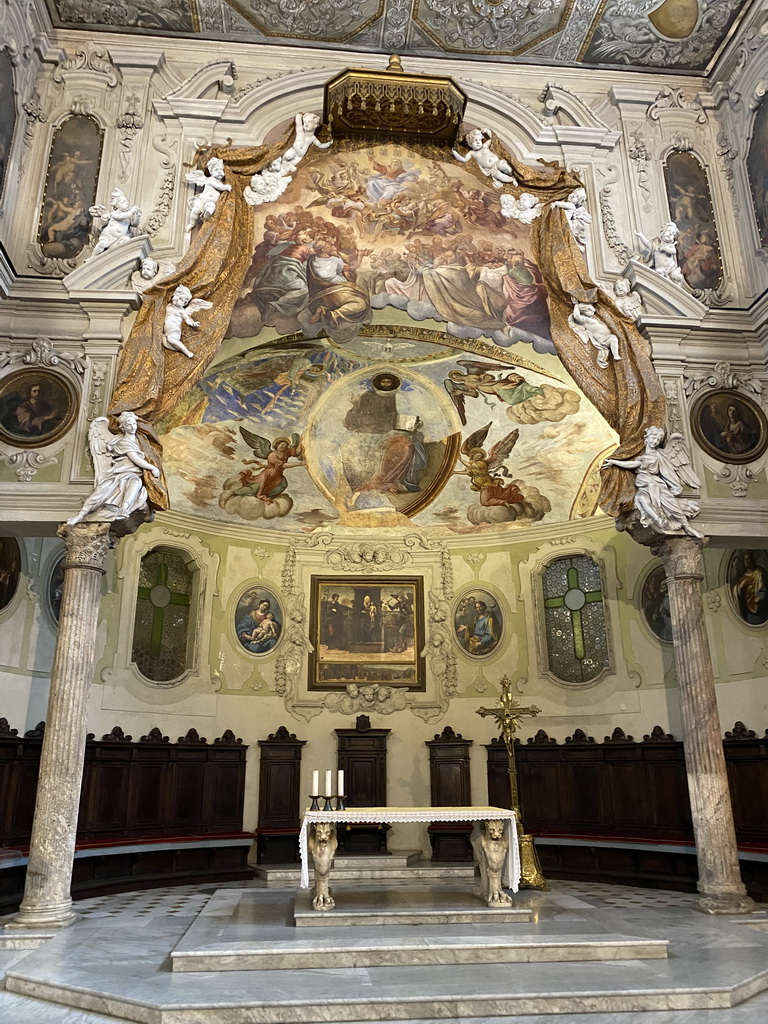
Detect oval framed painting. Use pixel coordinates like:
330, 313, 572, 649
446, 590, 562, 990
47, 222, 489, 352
453, 587, 503, 658
640, 564, 672, 644
0, 537, 21, 612
727, 549, 768, 627
46, 552, 65, 628
233, 584, 283, 655
691, 389, 768, 465
0, 369, 78, 449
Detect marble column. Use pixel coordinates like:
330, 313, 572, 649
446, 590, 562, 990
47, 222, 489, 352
10, 522, 117, 928
657, 535, 753, 914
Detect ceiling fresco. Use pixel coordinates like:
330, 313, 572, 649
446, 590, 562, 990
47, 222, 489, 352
46, 0, 753, 73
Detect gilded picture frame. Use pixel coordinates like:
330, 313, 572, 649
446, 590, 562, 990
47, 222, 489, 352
452, 586, 503, 659
0, 368, 78, 449
690, 389, 768, 465
233, 583, 283, 656
308, 575, 425, 691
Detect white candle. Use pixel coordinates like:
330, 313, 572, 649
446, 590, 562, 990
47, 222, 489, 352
311, 770, 319, 797
325, 770, 333, 797
337, 769, 345, 795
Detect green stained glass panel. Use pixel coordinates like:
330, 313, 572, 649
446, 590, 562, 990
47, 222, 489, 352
542, 555, 609, 684
131, 549, 192, 683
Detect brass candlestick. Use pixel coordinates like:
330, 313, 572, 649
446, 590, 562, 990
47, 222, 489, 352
477, 675, 548, 891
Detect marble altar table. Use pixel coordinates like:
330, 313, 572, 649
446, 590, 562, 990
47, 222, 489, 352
299, 806, 520, 909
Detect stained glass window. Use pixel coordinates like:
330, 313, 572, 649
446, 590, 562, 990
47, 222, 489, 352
131, 549, 193, 683
542, 555, 609, 684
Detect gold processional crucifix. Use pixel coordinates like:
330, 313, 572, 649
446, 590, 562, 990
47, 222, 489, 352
476, 674, 548, 890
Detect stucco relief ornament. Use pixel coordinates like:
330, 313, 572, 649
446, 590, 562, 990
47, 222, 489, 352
244, 158, 292, 207
452, 128, 518, 188
67, 413, 160, 526
163, 285, 213, 359
553, 187, 591, 252
569, 301, 621, 369
612, 278, 643, 321
88, 189, 141, 259
634, 222, 684, 285
323, 683, 407, 715
500, 192, 542, 224
185, 157, 232, 232
603, 426, 703, 540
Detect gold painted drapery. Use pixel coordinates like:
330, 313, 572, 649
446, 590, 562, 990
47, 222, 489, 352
109, 127, 665, 519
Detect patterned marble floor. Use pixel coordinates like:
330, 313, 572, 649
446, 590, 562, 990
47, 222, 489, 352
0, 879, 767, 1023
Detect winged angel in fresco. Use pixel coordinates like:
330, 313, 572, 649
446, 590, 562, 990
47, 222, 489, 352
444, 360, 543, 426
218, 427, 304, 522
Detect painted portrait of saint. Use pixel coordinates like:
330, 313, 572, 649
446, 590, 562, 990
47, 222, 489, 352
663, 152, 722, 292
453, 588, 502, 657
691, 389, 768, 465
234, 586, 283, 655
0, 370, 78, 448
0, 537, 21, 612
747, 99, 768, 248
641, 564, 672, 644
728, 549, 768, 627
38, 115, 103, 259
0, 50, 16, 202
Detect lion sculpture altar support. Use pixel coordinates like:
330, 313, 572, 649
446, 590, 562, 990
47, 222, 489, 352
471, 819, 513, 906
308, 821, 338, 910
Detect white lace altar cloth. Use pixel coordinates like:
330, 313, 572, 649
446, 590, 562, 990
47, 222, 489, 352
299, 806, 519, 891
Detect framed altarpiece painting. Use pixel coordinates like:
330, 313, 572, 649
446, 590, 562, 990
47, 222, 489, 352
307, 576, 426, 691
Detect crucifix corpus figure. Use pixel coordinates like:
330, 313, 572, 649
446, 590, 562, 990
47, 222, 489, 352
476, 675, 548, 890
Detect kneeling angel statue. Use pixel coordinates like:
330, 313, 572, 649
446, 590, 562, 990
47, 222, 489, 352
185, 157, 232, 231
603, 426, 703, 539
89, 189, 141, 258
68, 412, 160, 526
163, 285, 213, 359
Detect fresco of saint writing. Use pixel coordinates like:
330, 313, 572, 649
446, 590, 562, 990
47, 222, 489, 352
691, 389, 768, 465
663, 151, 722, 292
0, 51, 16, 203
234, 585, 283, 655
0, 369, 78, 448
309, 576, 425, 690
640, 564, 672, 644
453, 587, 502, 657
38, 115, 103, 259
728, 549, 768, 627
747, 100, 768, 248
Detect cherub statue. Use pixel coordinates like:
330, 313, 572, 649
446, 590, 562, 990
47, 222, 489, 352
612, 277, 644, 321
603, 426, 703, 539
553, 187, 591, 251
130, 256, 176, 296
634, 221, 684, 284
88, 189, 141, 258
280, 112, 332, 173
500, 192, 542, 224
569, 301, 621, 369
163, 285, 213, 359
452, 128, 518, 188
67, 412, 160, 526
185, 156, 232, 231
243, 158, 293, 207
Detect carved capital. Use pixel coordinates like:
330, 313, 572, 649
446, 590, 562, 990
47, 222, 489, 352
57, 521, 119, 573
653, 535, 705, 583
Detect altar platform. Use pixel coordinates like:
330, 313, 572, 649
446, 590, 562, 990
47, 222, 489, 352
3, 878, 768, 1023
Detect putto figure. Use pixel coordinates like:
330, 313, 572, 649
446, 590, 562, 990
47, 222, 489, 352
553, 187, 591, 252
634, 221, 684, 284
500, 192, 542, 224
569, 301, 621, 369
185, 156, 232, 231
163, 285, 213, 359
280, 112, 332, 172
244, 158, 293, 207
603, 426, 702, 539
67, 413, 160, 526
452, 128, 518, 188
88, 189, 141, 258
612, 278, 644, 321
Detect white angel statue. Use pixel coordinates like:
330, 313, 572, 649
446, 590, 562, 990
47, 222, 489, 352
130, 256, 176, 296
243, 158, 293, 207
634, 221, 684, 284
185, 156, 232, 231
280, 112, 332, 173
569, 301, 621, 369
500, 192, 542, 224
451, 128, 518, 188
553, 187, 591, 251
603, 426, 703, 539
67, 412, 160, 526
88, 189, 141, 258
163, 285, 213, 359
612, 278, 644, 321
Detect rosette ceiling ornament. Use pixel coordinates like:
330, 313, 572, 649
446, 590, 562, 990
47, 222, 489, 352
324, 55, 467, 141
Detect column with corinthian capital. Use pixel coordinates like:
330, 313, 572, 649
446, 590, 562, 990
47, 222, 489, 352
657, 535, 753, 914
9, 522, 117, 928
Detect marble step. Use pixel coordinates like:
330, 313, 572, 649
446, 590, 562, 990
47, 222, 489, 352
256, 858, 476, 885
